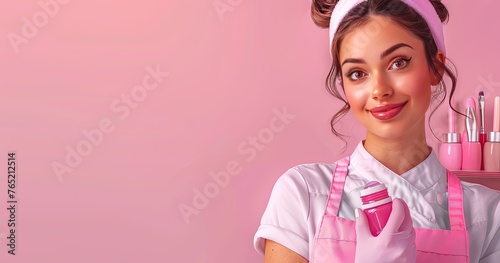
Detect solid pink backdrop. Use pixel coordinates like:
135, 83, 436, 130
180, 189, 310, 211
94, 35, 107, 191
0, 0, 498, 262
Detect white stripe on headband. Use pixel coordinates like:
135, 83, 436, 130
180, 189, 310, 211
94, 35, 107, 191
328, 0, 446, 57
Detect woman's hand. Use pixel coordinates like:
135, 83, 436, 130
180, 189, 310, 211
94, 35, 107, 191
354, 198, 417, 263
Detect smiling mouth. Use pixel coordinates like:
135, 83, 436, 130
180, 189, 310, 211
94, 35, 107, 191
369, 102, 407, 120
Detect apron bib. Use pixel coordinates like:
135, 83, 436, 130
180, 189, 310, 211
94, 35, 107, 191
310, 156, 470, 263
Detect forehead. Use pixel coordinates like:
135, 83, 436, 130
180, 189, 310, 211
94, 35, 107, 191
339, 15, 423, 59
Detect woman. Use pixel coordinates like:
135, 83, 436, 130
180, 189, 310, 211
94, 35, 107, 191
253, 0, 500, 262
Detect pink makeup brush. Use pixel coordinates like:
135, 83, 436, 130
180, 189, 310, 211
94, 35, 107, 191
439, 97, 462, 170
484, 96, 500, 171
461, 97, 482, 170
479, 91, 486, 169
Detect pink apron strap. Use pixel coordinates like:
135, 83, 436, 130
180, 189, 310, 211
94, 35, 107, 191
324, 156, 349, 216
446, 170, 467, 231
325, 159, 466, 231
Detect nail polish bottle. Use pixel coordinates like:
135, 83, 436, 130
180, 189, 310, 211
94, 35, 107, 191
483, 132, 500, 171
439, 133, 462, 170
360, 181, 393, 236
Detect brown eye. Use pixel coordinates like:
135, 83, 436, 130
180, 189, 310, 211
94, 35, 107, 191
348, 71, 367, 81
390, 57, 411, 70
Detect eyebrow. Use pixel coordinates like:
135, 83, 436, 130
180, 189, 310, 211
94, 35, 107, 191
341, 43, 414, 67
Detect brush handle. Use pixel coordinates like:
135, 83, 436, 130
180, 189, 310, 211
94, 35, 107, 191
449, 97, 455, 133
480, 133, 487, 170
480, 133, 487, 145
495, 97, 500, 131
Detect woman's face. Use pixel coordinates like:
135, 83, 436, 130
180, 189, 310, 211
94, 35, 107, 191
339, 15, 440, 141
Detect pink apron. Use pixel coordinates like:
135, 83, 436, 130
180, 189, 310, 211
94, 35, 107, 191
310, 157, 470, 263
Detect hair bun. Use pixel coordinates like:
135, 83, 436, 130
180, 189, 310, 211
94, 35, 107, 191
430, 0, 449, 23
311, 0, 340, 28
311, 0, 449, 27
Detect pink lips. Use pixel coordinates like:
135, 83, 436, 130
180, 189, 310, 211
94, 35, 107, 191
369, 102, 407, 120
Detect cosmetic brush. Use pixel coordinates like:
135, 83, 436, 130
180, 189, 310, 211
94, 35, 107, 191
479, 91, 486, 147
462, 97, 477, 144
478, 91, 486, 170
483, 96, 500, 171
439, 97, 462, 170
461, 97, 482, 170
495, 96, 500, 132
466, 97, 479, 143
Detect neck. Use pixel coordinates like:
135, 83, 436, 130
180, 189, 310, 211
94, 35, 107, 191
363, 132, 430, 175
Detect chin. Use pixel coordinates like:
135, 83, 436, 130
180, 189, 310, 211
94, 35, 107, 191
369, 126, 410, 140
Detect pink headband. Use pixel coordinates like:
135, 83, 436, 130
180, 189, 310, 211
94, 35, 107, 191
328, 0, 446, 57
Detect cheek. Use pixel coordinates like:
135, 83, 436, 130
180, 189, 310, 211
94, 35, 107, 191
393, 71, 432, 98
345, 85, 369, 110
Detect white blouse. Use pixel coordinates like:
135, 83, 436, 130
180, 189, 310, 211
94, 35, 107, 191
254, 142, 500, 262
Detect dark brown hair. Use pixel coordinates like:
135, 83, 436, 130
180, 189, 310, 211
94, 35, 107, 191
310, 0, 457, 145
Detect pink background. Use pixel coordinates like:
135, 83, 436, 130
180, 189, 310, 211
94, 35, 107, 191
0, 0, 499, 262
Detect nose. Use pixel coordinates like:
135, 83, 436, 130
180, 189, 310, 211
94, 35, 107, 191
371, 74, 393, 100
